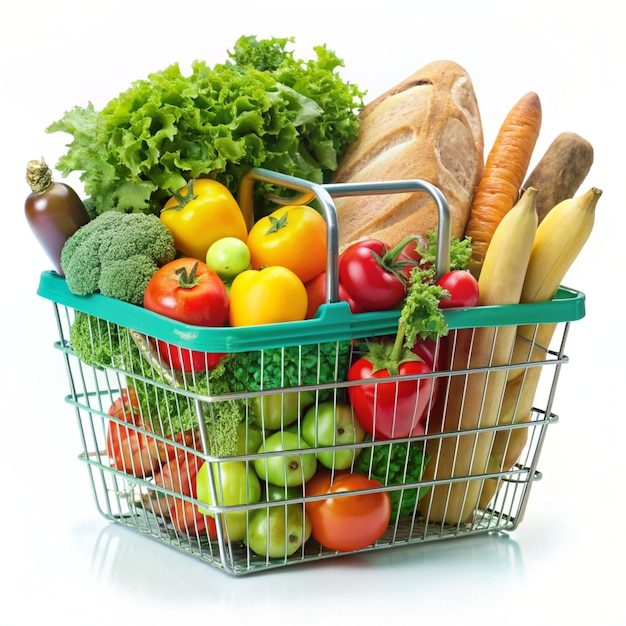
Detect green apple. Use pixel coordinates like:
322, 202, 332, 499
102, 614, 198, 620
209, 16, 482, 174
264, 483, 302, 502
196, 460, 261, 542
250, 390, 315, 432
253, 431, 317, 487
301, 402, 366, 470
235, 421, 264, 455
245, 503, 312, 558
205, 236, 250, 281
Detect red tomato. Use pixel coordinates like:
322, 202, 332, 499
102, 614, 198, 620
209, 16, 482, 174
398, 236, 424, 262
106, 388, 161, 478
152, 447, 215, 535
436, 270, 479, 309
347, 356, 434, 440
155, 343, 227, 373
156, 428, 203, 462
338, 240, 408, 312
305, 470, 391, 552
153, 446, 218, 539
143, 258, 229, 372
304, 270, 364, 318
397, 234, 430, 280
169, 497, 217, 539
153, 448, 204, 499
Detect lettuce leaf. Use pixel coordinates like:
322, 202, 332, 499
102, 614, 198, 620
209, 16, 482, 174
47, 36, 365, 217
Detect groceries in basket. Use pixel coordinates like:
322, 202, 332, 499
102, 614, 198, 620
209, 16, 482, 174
31, 35, 601, 572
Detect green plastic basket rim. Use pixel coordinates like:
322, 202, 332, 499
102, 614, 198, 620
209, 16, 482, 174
37, 270, 586, 352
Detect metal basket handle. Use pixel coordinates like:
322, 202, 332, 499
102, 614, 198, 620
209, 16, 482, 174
238, 168, 451, 305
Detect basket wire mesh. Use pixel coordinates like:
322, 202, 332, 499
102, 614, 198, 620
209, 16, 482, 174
47, 297, 569, 575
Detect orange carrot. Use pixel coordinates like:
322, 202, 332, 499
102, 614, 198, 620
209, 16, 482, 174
465, 92, 542, 278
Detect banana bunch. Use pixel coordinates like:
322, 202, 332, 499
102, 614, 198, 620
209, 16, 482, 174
478, 186, 601, 509
420, 184, 602, 523
419, 188, 539, 525
510, 186, 601, 378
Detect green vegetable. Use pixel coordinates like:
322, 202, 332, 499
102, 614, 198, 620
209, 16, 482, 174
68, 313, 351, 457
47, 35, 365, 218
399, 268, 449, 346
398, 230, 474, 347
69, 311, 247, 456
418, 230, 473, 272
69, 310, 136, 369
354, 439, 430, 519
195, 341, 353, 453
68, 312, 190, 434
60, 211, 177, 305
214, 341, 352, 396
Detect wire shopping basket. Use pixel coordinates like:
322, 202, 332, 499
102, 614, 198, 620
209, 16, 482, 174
36, 169, 586, 575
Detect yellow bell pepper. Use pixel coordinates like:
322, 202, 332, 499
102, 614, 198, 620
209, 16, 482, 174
160, 179, 248, 261
228, 266, 308, 327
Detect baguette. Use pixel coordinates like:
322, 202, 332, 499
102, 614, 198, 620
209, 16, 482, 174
478, 373, 534, 510
332, 60, 484, 250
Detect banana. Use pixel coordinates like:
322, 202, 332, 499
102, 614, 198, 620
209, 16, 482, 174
508, 187, 601, 379
419, 187, 538, 525
478, 186, 539, 306
521, 186, 601, 303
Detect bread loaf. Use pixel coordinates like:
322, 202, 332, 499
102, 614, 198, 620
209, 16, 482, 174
332, 60, 484, 251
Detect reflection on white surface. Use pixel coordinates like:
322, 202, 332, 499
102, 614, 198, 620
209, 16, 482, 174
87, 520, 524, 609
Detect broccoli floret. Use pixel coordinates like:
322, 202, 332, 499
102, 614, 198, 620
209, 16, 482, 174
61, 212, 176, 305
69, 310, 133, 368
354, 439, 431, 519
99, 255, 162, 304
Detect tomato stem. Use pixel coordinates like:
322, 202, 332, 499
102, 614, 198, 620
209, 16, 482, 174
384, 235, 422, 264
391, 324, 407, 362
175, 262, 200, 288
371, 235, 422, 285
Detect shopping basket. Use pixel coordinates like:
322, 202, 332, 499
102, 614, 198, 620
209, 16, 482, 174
36, 168, 586, 575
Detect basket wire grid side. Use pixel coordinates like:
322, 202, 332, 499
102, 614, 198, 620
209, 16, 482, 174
48, 297, 568, 575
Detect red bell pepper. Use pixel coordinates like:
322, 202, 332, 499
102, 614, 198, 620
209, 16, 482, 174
348, 332, 437, 440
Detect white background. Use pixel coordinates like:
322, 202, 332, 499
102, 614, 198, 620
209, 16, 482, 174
2, 1, 624, 624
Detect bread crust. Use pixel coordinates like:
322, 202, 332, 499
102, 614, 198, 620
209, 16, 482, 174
332, 60, 484, 250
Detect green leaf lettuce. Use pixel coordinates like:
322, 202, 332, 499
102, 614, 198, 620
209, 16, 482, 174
47, 36, 365, 217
